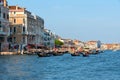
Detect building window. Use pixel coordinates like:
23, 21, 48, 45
0, 21, 1, 27
14, 12, 16, 14
0, 21, 2, 31
3, 13, 5, 19
7, 14, 9, 20
0, 8, 1, 17
0, 37, 4, 42
13, 37, 16, 43
23, 18, 25, 24
9, 37, 12, 43
0, 7, 1, 13
13, 27, 16, 33
14, 19, 16, 23
23, 27, 25, 32
23, 37, 25, 43
10, 27, 12, 33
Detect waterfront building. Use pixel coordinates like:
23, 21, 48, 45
0, 0, 9, 52
73, 40, 85, 48
101, 44, 108, 50
60, 39, 74, 52
43, 29, 55, 49
61, 39, 73, 47
34, 15, 44, 46
9, 6, 44, 49
85, 40, 101, 49
101, 43, 120, 50
112, 44, 120, 50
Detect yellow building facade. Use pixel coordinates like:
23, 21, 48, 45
9, 6, 44, 49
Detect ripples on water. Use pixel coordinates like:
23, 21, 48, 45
0, 50, 120, 80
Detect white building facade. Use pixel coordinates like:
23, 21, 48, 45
43, 29, 55, 49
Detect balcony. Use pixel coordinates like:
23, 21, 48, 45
0, 31, 7, 36
28, 32, 36, 36
22, 31, 28, 35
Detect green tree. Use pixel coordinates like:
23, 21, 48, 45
55, 39, 64, 47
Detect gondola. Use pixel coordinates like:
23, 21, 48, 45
52, 52, 64, 56
37, 52, 52, 57
82, 52, 89, 57
71, 52, 80, 56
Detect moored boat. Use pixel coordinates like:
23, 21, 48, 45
37, 52, 52, 57
52, 52, 64, 56
71, 52, 80, 56
82, 52, 89, 57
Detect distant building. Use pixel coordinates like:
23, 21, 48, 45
60, 39, 77, 49
112, 44, 120, 50
85, 40, 101, 49
101, 43, 120, 50
0, 0, 9, 51
73, 40, 85, 48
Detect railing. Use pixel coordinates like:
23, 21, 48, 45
22, 31, 28, 35
0, 31, 7, 35
28, 32, 36, 35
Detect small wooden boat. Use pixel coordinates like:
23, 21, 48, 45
82, 52, 89, 57
52, 52, 64, 56
37, 52, 52, 57
71, 52, 80, 56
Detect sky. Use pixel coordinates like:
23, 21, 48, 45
7, 0, 120, 43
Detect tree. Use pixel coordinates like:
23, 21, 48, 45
55, 39, 64, 47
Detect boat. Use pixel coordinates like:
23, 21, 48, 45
82, 52, 89, 57
37, 52, 52, 57
52, 52, 64, 56
71, 52, 80, 56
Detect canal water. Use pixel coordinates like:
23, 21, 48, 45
0, 50, 120, 80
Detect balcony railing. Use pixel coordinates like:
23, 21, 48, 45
22, 31, 28, 35
28, 32, 36, 35
0, 31, 7, 36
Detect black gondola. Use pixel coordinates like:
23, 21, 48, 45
71, 52, 80, 56
52, 52, 64, 56
82, 52, 89, 57
37, 52, 52, 57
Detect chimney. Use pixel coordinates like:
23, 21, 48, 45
16, 5, 18, 10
